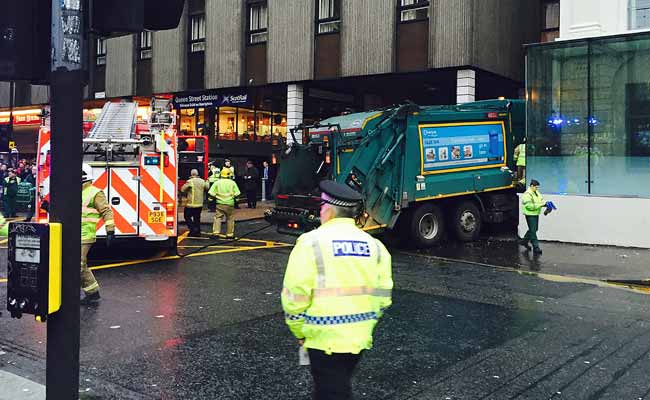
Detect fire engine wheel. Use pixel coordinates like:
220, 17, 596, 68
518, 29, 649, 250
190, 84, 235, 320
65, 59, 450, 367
409, 203, 445, 248
450, 201, 482, 242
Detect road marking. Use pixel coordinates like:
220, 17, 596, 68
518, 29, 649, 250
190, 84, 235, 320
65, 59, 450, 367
177, 231, 189, 244
0, 238, 7, 244
403, 252, 650, 295
178, 245, 239, 249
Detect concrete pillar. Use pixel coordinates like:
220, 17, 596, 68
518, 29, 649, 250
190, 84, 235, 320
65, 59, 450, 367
456, 69, 476, 104
287, 84, 304, 144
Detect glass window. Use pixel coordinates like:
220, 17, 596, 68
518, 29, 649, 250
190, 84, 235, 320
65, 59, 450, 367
96, 38, 106, 66
317, 0, 341, 34
630, 0, 650, 29
272, 113, 287, 143
190, 14, 206, 52
248, 2, 268, 44
180, 109, 197, 135
256, 111, 272, 142
239, 108, 256, 141
138, 31, 152, 60
217, 107, 237, 141
541, 1, 560, 42
526, 43, 589, 195
399, 0, 429, 22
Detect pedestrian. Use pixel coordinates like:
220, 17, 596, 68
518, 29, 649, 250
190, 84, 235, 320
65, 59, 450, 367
180, 168, 209, 237
207, 164, 220, 212
24, 166, 38, 222
208, 168, 241, 238
262, 161, 273, 201
281, 180, 393, 400
513, 138, 526, 185
3, 169, 20, 217
243, 160, 259, 208
223, 158, 239, 209
80, 164, 115, 305
519, 179, 546, 255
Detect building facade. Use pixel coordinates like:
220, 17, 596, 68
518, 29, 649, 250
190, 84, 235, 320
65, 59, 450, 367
1, 0, 543, 168
525, 0, 650, 248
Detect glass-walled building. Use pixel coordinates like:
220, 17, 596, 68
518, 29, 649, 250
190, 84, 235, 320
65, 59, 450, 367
526, 30, 650, 248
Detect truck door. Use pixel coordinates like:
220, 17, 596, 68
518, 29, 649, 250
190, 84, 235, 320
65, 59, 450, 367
95, 166, 140, 237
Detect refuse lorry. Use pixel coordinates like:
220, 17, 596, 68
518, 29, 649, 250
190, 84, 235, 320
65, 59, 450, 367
265, 99, 525, 247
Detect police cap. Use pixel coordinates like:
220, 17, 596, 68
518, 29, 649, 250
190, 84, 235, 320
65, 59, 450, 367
319, 180, 363, 208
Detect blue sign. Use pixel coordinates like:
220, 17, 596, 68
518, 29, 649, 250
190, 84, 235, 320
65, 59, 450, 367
419, 122, 505, 173
173, 91, 250, 109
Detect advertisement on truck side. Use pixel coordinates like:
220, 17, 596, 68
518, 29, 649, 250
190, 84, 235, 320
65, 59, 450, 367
418, 121, 506, 174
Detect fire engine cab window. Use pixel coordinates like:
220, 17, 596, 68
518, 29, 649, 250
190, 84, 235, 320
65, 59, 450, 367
217, 107, 237, 141
399, 0, 429, 22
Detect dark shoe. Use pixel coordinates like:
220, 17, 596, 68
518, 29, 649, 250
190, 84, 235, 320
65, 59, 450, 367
80, 291, 100, 306
533, 247, 543, 255
518, 239, 531, 251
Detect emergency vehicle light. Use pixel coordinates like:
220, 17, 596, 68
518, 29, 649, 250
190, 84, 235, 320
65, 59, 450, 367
487, 112, 498, 119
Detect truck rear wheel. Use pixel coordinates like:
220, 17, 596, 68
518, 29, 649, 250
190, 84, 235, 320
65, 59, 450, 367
450, 201, 482, 242
409, 203, 445, 248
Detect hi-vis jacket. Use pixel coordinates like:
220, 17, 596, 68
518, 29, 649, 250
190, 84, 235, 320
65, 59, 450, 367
281, 218, 393, 354
82, 182, 115, 244
181, 177, 209, 208
522, 188, 545, 216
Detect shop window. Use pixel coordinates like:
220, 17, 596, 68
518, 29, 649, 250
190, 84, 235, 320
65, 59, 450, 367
239, 108, 256, 141
180, 109, 197, 135
541, 1, 560, 42
399, 0, 429, 23
96, 38, 106, 66
272, 113, 287, 142
630, 0, 650, 29
217, 107, 238, 141
256, 111, 272, 142
196, 108, 206, 136
190, 14, 206, 52
527, 34, 650, 198
138, 31, 152, 60
317, 0, 340, 34
248, 1, 268, 44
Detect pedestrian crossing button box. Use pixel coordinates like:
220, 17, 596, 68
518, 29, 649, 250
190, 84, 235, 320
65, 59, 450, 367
6, 222, 62, 322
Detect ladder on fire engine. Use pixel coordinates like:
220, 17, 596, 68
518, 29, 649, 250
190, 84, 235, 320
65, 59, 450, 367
88, 101, 138, 140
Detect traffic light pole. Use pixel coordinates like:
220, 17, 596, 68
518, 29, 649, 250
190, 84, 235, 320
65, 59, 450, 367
46, 2, 84, 399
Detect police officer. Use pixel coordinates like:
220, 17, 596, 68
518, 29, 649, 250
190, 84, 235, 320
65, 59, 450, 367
208, 168, 241, 238
81, 165, 115, 305
281, 180, 393, 400
181, 169, 209, 237
207, 164, 220, 212
519, 179, 545, 255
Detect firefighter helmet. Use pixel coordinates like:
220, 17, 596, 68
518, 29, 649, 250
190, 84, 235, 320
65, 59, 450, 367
220, 169, 232, 179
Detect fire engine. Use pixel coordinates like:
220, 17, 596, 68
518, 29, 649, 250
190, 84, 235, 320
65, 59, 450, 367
36, 98, 179, 249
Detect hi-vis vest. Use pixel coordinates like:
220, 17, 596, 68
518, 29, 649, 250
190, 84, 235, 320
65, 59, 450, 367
184, 177, 207, 208
522, 188, 545, 216
281, 218, 393, 354
208, 178, 240, 206
81, 185, 101, 243
515, 144, 526, 167
0, 213, 7, 236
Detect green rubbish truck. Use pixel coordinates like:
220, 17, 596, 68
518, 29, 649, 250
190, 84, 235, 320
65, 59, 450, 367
265, 99, 525, 248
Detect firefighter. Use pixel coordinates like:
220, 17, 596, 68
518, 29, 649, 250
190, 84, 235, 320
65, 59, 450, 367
206, 164, 220, 212
181, 169, 209, 237
514, 139, 526, 185
81, 165, 115, 305
519, 179, 545, 255
208, 168, 241, 238
281, 180, 393, 400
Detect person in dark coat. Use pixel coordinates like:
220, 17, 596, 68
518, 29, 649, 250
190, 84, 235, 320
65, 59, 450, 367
242, 160, 259, 209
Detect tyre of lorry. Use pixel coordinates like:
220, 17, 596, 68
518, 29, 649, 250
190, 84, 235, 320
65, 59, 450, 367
449, 200, 483, 242
408, 203, 446, 248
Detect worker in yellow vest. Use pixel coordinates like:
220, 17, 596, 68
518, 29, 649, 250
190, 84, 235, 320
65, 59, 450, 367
513, 139, 526, 185
80, 165, 115, 305
0, 212, 8, 236
208, 168, 241, 238
281, 180, 393, 400
181, 169, 209, 237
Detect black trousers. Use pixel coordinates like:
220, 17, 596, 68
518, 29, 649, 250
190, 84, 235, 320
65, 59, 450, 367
246, 189, 257, 208
184, 206, 202, 235
308, 349, 362, 400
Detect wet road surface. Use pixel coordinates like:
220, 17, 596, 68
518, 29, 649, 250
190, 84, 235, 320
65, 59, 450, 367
1, 220, 650, 399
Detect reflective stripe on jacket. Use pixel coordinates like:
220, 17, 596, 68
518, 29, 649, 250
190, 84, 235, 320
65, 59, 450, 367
522, 188, 544, 216
514, 144, 526, 167
208, 178, 241, 206
81, 183, 115, 244
0, 213, 7, 236
181, 177, 208, 208
281, 218, 393, 354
